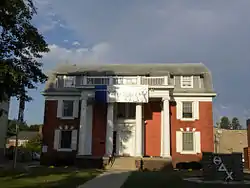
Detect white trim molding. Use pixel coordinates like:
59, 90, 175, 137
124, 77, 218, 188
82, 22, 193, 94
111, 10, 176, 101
176, 129, 201, 155
180, 76, 194, 88
173, 93, 216, 97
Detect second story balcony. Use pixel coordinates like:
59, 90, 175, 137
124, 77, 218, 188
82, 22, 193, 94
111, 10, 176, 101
58, 75, 169, 88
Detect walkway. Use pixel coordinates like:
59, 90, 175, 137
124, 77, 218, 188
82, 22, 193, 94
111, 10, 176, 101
78, 170, 132, 188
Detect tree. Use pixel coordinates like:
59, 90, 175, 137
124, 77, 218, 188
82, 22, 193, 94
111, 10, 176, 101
25, 133, 41, 152
0, 0, 49, 105
231, 117, 242, 130
220, 116, 231, 129
7, 119, 29, 136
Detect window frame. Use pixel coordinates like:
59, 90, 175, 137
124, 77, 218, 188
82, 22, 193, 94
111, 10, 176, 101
116, 103, 136, 121
182, 101, 193, 119
182, 132, 195, 152
62, 100, 74, 118
59, 130, 72, 150
180, 76, 193, 88
63, 76, 75, 88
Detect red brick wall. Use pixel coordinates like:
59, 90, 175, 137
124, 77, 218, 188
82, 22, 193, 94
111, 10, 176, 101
144, 101, 161, 157
41, 100, 80, 165
245, 120, 250, 169
92, 103, 107, 156
170, 101, 214, 166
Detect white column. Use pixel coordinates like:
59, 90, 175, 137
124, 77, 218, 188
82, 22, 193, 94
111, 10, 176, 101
105, 103, 114, 156
161, 98, 171, 157
135, 103, 143, 156
78, 98, 87, 155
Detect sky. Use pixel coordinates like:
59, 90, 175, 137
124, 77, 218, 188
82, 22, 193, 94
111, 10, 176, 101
8, 0, 250, 127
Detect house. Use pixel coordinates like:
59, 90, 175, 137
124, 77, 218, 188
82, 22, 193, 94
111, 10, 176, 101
244, 120, 250, 169
41, 63, 216, 168
0, 101, 9, 162
7, 131, 38, 147
214, 128, 247, 158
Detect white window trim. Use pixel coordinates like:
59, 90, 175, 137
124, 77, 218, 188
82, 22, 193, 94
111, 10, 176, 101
181, 132, 196, 154
57, 99, 79, 119
59, 130, 72, 150
176, 131, 201, 155
63, 75, 76, 88
180, 76, 193, 88
54, 129, 78, 152
176, 99, 199, 121
181, 101, 195, 121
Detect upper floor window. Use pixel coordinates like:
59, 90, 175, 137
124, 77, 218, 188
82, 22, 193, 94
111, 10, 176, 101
63, 76, 75, 87
182, 101, 193, 119
181, 76, 193, 88
116, 103, 136, 119
63, 100, 74, 117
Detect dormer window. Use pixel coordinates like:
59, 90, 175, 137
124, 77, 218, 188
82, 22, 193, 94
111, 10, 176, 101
63, 76, 75, 87
181, 76, 193, 88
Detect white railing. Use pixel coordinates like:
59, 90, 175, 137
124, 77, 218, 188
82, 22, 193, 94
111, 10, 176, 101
77, 76, 168, 86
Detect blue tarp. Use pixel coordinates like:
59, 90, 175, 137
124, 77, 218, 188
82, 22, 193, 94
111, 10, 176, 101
95, 85, 107, 103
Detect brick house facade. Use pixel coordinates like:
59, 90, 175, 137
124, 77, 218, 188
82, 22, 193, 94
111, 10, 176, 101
41, 63, 216, 168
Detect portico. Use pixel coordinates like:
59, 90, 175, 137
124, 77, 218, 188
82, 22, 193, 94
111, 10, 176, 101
77, 85, 172, 158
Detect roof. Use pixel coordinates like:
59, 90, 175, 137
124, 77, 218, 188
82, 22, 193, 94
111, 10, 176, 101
8, 131, 38, 140
44, 62, 215, 93
52, 63, 210, 76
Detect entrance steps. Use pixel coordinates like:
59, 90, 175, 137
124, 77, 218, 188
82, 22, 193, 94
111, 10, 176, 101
110, 157, 137, 170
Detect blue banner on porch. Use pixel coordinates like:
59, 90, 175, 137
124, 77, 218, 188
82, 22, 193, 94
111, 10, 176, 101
95, 85, 107, 103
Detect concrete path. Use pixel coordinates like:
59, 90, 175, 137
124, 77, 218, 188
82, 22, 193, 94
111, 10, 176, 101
78, 170, 132, 188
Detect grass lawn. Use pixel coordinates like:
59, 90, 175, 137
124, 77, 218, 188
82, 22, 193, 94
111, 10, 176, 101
0, 166, 102, 188
121, 170, 250, 188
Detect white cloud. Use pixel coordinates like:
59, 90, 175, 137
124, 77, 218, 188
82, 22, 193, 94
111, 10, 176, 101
72, 41, 80, 46
63, 39, 69, 43
41, 42, 112, 70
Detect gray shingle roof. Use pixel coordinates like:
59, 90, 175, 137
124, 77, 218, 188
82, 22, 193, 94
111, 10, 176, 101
44, 63, 215, 94
52, 63, 210, 76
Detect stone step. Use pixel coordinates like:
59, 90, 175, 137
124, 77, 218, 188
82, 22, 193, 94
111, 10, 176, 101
111, 157, 137, 170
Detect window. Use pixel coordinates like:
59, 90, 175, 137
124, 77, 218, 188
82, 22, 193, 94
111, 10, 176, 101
60, 130, 72, 149
64, 76, 75, 87
182, 132, 194, 151
182, 102, 193, 118
116, 103, 136, 119
63, 100, 74, 117
181, 76, 193, 88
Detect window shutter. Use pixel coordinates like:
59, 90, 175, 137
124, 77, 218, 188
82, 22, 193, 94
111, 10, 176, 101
73, 100, 79, 118
54, 130, 60, 150
195, 131, 201, 153
194, 101, 199, 120
176, 102, 182, 119
71, 130, 78, 150
57, 100, 63, 118
176, 131, 182, 153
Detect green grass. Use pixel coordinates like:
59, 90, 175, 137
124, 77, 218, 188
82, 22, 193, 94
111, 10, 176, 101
121, 170, 250, 188
0, 166, 102, 188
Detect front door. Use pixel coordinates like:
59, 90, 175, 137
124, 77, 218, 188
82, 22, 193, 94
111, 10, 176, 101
144, 101, 162, 157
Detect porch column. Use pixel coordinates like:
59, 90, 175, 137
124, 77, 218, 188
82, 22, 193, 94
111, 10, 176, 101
78, 98, 87, 155
135, 103, 143, 156
161, 97, 171, 157
105, 103, 114, 156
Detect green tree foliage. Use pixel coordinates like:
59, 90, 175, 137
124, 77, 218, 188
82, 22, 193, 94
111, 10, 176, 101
25, 133, 41, 152
220, 116, 231, 129
7, 119, 29, 136
231, 117, 242, 130
0, 0, 49, 103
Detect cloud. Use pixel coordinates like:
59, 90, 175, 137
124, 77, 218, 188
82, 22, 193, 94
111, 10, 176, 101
72, 41, 80, 46
41, 42, 112, 70
32, 0, 250, 123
